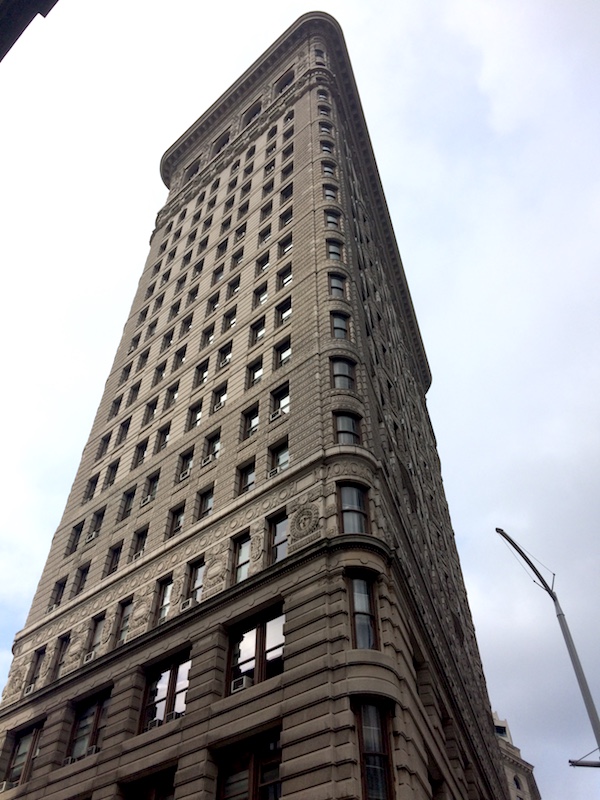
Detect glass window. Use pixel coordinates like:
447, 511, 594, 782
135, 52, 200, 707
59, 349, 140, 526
143, 655, 191, 731
335, 413, 361, 445
332, 359, 355, 390
350, 576, 378, 649
68, 694, 109, 759
230, 609, 285, 690
234, 533, 251, 582
356, 704, 391, 800
269, 514, 288, 564
339, 484, 368, 534
5, 727, 42, 785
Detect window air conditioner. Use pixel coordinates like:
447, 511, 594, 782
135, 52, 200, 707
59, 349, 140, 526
83, 651, 96, 664
165, 710, 184, 722
84, 531, 99, 544
129, 550, 144, 562
201, 455, 214, 467
213, 401, 225, 412
180, 598, 197, 612
268, 467, 280, 478
86, 745, 100, 756
269, 409, 282, 422
231, 675, 254, 692
179, 468, 191, 481
219, 358, 230, 368
146, 719, 162, 730
46, 603, 58, 614
23, 683, 35, 696
140, 496, 152, 507
62, 757, 77, 767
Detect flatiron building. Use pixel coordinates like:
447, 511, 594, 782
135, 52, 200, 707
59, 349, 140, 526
0, 13, 509, 800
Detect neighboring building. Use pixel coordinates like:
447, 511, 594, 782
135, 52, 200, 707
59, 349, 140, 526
494, 713, 542, 800
0, 0, 59, 62
0, 13, 510, 799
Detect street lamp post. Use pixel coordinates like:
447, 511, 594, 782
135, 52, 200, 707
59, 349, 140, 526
496, 527, 600, 767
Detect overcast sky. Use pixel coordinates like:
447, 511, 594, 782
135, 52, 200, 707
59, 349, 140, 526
1, 2, 599, 798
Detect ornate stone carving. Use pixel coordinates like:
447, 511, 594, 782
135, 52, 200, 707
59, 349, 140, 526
250, 531, 263, 562
290, 504, 320, 543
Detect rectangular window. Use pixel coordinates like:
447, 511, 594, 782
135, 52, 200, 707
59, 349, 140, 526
349, 576, 378, 649
153, 362, 167, 386
187, 560, 205, 603
96, 433, 111, 461
143, 654, 191, 731
194, 359, 209, 387
155, 424, 170, 453
172, 346, 187, 370
247, 359, 263, 388
119, 488, 136, 521
87, 615, 105, 655
279, 206, 293, 228
164, 382, 179, 410
331, 312, 349, 339
339, 484, 368, 534
278, 234, 293, 257
115, 600, 133, 646
205, 431, 221, 460
258, 224, 271, 245
269, 514, 288, 565
238, 462, 256, 495
66, 522, 83, 556
155, 577, 173, 625
277, 264, 292, 289
132, 439, 148, 469
207, 292, 220, 314
217, 731, 281, 799
197, 487, 214, 519
212, 383, 228, 412
256, 251, 270, 275
126, 381, 141, 407
218, 342, 233, 368
67, 694, 109, 760
145, 472, 160, 501
143, 398, 158, 425
229, 608, 285, 691
72, 564, 89, 597
275, 297, 292, 326
356, 704, 392, 800
50, 578, 66, 610
332, 358, 355, 390
274, 337, 291, 368
137, 349, 150, 372
201, 325, 215, 349
179, 449, 194, 480
242, 405, 259, 439
271, 384, 290, 418
83, 474, 99, 503
52, 635, 70, 680
329, 272, 346, 298
280, 182, 293, 203
131, 528, 147, 560
167, 504, 185, 538
227, 276, 240, 298
223, 308, 237, 332
335, 413, 361, 445
233, 533, 251, 582
105, 543, 122, 576
108, 396, 122, 420
179, 315, 193, 337
5, 726, 42, 785
187, 401, 203, 431
269, 440, 289, 476
250, 317, 266, 345
161, 328, 174, 352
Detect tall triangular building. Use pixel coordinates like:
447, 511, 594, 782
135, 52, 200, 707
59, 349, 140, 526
0, 13, 508, 800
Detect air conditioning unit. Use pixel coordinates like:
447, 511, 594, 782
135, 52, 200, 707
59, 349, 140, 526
179, 468, 191, 482
129, 550, 144, 563
23, 683, 35, 696
62, 757, 77, 767
268, 467, 280, 478
251, 376, 262, 385
201, 455, 214, 467
140, 495, 152, 507
165, 710, 184, 722
280, 355, 291, 365
116, 635, 128, 647
0, 782, 10, 793
213, 401, 225, 412
247, 427, 258, 437
84, 531, 99, 544
180, 598, 197, 612
219, 358, 230, 368
83, 651, 96, 664
231, 675, 254, 693
46, 603, 58, 614
146, 719, 162, 730
86, 745, 100, 756
269, 409, 282, 422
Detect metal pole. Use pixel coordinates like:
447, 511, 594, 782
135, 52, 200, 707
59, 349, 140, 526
496, 528, 600, 764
